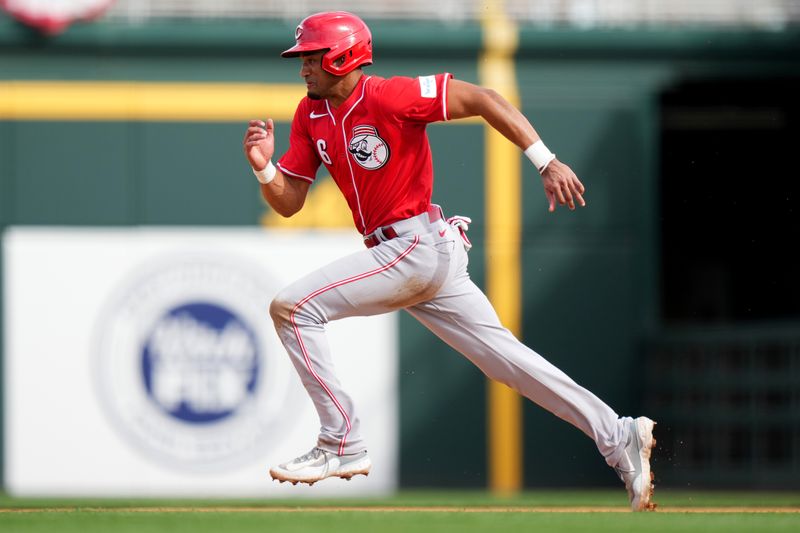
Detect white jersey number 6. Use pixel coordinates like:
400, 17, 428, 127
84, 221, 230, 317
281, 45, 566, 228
316, 139, 333, 165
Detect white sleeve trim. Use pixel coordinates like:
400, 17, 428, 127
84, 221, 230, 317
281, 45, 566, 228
442, 73, 452, 122
275, 162, 315, 183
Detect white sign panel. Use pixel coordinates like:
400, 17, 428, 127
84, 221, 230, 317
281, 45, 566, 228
2, 227, 397, 497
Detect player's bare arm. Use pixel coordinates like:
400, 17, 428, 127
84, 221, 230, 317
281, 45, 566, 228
447, 78, 586, 212
243, 118, 310, 217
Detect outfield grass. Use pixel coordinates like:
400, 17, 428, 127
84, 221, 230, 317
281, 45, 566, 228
1, 490, 798, 533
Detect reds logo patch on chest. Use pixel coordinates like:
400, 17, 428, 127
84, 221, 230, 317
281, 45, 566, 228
348, 125, 390, 170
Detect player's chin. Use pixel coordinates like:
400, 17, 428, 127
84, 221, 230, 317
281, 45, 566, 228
307, 91, 322, 100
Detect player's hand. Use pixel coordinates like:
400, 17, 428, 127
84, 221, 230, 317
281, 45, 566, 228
243, 119, 275, 171
540, 159, 586, 212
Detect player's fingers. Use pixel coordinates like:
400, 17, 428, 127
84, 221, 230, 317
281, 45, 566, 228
573, 190, 586, 207
573, 176, 586, 195
546, 190, 556, 212
243, 129, 257, 148
245, 129, 267, 139
555, 186, 567, 206
266, 118, 274, 134
570, 177, 586, 206
561, 183, 575, 210
248, 119, 265, 128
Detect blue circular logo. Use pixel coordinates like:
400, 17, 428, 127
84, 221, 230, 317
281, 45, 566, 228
94, 254, 304, 471
142, 302, 259, 424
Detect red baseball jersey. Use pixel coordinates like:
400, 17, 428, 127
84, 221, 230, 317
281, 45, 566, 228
276, 73, 453, 235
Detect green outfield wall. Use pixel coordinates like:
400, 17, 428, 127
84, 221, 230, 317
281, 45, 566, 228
1, 14, 799, 490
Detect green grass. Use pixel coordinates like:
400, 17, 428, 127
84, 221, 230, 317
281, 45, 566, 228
2, 511, 799, 533
1, 490, 798, 533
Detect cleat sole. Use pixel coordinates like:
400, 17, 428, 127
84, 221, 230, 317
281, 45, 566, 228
633, 417, 657, 512
643, 421, 657, 512
268, 467, 370, 486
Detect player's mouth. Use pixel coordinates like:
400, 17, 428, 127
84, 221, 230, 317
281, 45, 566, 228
305, 80, 321, 100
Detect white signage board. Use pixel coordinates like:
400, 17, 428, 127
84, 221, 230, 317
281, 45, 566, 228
2, 227, 397, 497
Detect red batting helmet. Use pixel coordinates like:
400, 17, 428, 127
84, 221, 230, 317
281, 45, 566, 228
281, 11, 373, 76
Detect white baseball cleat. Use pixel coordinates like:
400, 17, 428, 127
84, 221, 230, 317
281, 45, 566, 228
269, 447, 371, 485
614, 417, 657, 511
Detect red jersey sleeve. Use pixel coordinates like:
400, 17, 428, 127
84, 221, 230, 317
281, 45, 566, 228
276, 100, 321, 183
379, 73, 453, 124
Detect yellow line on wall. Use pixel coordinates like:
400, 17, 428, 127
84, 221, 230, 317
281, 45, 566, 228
0, 81, 306, 121
0, 80, 483, 123
479, 1, 523, 494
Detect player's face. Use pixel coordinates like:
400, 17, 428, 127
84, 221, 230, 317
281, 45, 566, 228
299, 52, 337, 100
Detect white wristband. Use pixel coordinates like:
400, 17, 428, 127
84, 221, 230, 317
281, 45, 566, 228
253, 160, 276, 184
524, 140, 556, 173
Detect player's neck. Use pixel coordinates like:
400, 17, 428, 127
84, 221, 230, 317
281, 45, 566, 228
326, 71, 364, 109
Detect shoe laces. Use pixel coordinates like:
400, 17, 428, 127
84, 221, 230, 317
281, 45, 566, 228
296, 447, 324, 463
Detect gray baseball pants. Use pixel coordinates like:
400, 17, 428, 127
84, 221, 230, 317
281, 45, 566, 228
269, 206, 631, 468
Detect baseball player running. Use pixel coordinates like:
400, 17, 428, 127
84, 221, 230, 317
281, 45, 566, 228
243, 11, 656, 511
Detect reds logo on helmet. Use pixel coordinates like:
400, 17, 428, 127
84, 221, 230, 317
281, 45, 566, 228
281, 11, 373, 76
348, 125, 390, 170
